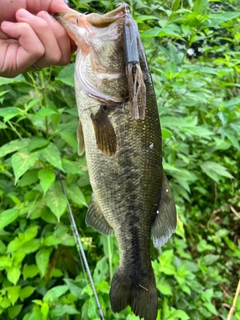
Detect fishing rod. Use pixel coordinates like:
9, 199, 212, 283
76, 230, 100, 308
56, 169, 105, 320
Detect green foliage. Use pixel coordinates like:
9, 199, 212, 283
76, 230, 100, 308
0, 0, 240, 319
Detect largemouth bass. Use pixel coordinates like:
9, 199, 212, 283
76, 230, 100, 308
56, 4, 176, 320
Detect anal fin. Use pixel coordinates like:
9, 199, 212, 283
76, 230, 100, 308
91, 106, 117, 156
86, 194, 113, 235
151, 172, 177, 247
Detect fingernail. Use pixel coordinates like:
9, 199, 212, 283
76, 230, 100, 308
17, 8, 33, 19
1, 21, 14, 27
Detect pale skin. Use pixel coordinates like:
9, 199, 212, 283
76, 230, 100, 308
0, 0, 77, 78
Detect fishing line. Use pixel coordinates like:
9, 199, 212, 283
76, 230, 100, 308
56, 169, 105, 320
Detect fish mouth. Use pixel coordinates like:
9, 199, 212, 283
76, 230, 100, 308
54, 4, 128, 28
55, 4, 129, 105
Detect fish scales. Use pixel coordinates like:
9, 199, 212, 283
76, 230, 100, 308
56, 4, 176, 320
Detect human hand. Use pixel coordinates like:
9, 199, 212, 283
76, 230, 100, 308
0, 0, 76, 78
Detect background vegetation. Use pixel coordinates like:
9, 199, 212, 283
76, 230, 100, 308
0, 0, 239, 319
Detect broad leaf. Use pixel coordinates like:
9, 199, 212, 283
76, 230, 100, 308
0, 208, 19, 230
38, 168, 56, 195
36, 248, 52, 277
56, 64, 74, 87
7, 286, 20, 305
40, 143, 64, 171
7, 266, 21, 285
200, 161, 233, 182
0, 107, 22, 122
45, 182, 67, 220
34, 108, 57, 118
28, 137, 49, 152
0, 138, 30, 158
43, 285, 69, 302
11, 150, 40, 183
66, 184, 87, 206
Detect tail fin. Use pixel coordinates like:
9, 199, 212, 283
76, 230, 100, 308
110, 268, 158, 320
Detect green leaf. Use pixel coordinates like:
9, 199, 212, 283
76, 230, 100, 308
202, 254, 219, 266
18, 169, 39, 187
22, 264, 39, 280
203, 302, 218, 315
209, 12, 240, 25
61, 234, 75, 247
7, 305, 23, 319
55, 64, 74, 87
28, 309, 42, 320
50, 304, 80, 317
66, 184, 87, 206
7, 286, 20, 305
0, 255, 12, 268
19, 286, 35, 301
0, 121, 7, 129
40, 207, 58, 224
202, 288, 214, 301
200, 161, 233, 182
224, 131, 240, 150
171, 309, 190, 319
43, 235, 62, 246
157, 277, 172, 295
33, 108, 57, 118
127, 315, 140, 320
12, 250, 25, 265
0, 138, 31, 158
7, 266, 21, 284
64, 279, 83, 297
62, 159, 82, 175
7, 226, 39, 254
38, 168, 56, 195
0, 239, 7, 254
197, 239, 215, 252
193, 0, 207, 14
0, 75, 25, 86
142, 27, 182, 38
24, 98, 42, 112
28, 137, 49, 152
0, 208, 19, 230
162, 128, 173, 139
36, 248, 52, 277
59, 132, 78, 151
175, 215, 185, 240
40, 142, 64, 171
135, 15, 159, 22
11, 150, 40, 183
0, 297, 11, 309
159, 250, 176, 275
43, 285, 69, 302
0, 90, 9, 98
21, 239, 41, 255
41, 302, 49, 319
45, 182, 67, 220
93, 257, 108, 283
0, 107, 22, 122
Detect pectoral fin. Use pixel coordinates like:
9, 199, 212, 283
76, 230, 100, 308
91, 107, 117, 156
86, 194, 113, 235
77, 120, 85, 156
151, 173, 177, 247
